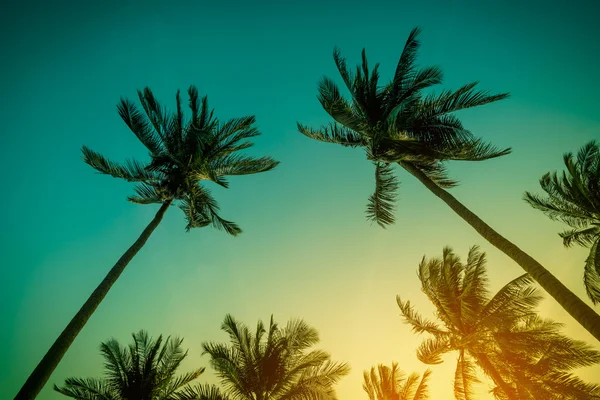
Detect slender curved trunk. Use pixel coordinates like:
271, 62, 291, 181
15, 200, 172, 399
399, 161, 600, 342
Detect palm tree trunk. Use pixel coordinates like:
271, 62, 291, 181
14, 200, 172, 400
399, 161, 600, 342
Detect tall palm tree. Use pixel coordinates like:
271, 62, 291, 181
396, 246, 600, 400
524, 140, 600, 304
201, 314, 350, 400
54, 330, 205, 399
296, 26, 600, 341
363, 363, 431, 400
16, 86, 279, 399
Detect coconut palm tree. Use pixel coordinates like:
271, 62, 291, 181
396, 246, 600, 400
54, 330, 205, 399
363, 363, 431, 400
16, 86, 279, 399
524, 140, 600, 304
201, 314, 350, 400
296, 26, 600, 341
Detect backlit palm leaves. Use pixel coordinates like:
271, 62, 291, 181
397, 246, 600, 400
200, 314, 350, 400
363, 363, 431, 400
54, 330, 204, 399
297, 27, 509, 226
296, 25, 600, 342
87, 86, 279, 233
524, 140, 600, 304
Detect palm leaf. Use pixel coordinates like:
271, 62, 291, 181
366, 162, 399, 226
297, 122, 368, 147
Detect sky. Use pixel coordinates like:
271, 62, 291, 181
1, 0, 599, 398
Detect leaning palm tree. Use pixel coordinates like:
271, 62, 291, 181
54, 330, 205, 399
524, 140, 600, 304
201, 314, 350, 400
363, 363, 431, 400
396, 246, 600, 400
296, 26, 600, 341
16, 86, 279, 399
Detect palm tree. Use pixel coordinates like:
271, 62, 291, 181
200, 314, 350, 400
363, 363, 431, 400
396, 246, 600, 400
296, 26, 600, 341
524, 140, 600, 304
54, 330, 205, 399
16, 86, 279, 399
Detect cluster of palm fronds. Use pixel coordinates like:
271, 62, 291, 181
397, 246, 600, 399
54, 316, 350, 400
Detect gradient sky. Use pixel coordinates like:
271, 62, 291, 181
1, 0, 600, 399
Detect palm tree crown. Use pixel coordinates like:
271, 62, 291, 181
524, 140, 600, 304
297, 27, 509, 226
397, 246, 600, 400
85, 86, 279, 234
201, 314, 350, 400
54, 330, 205, 399
363, 363, 431, 400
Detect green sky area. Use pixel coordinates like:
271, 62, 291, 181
1, 0, 599, 399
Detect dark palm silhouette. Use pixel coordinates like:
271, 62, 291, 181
524, 140, 600, 304
54, 330, 205, 399
363, 363, 431, 400
397, 246, 600, 400
296, 26, 600, 341
200, 314, 350, 400
16, 86, 279, 399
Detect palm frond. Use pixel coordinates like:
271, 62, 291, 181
82, 146, 158, 182
423, 82, 509, 117
137, 87, 169, 142
210, 154, 280, 181
179, 185, 241, 235
175, 383, 231, 400
416, 336, 451, 365
332, 47, 355, 92
366, 162, 399, 227
411, 369, 432, 400
396, 296, 447, 336
53, 377, 117, 400
128, 183, 164, 204
318, 77, 365, 131
297, 122, 368, 147
117, 98, 164, 155
386, 27, 422, 115
584, 238, 600, 304
559, 226, 599, 247
100, 339, 131, 389
453, 352, 479, 400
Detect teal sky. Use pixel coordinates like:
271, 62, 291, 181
2, 0, 599, 399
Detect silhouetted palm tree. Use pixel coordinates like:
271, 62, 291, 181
16, 87, 279, 399
524, 140, 600, 304
397, 246, 600, 400
201, 314, 350, 400
54, 330, 204, 399
296, 26, 600, 341
363, 363, 431, 400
